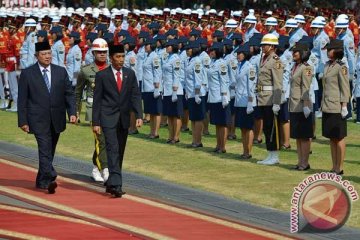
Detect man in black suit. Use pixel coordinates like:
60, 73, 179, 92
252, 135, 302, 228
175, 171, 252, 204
92, 44, 143, 198
18, 42, 77, 194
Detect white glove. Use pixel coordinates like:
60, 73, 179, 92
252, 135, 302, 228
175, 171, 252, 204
222, 96, 229, 108
171, 91, 178, 102
281, 93, 286, 104
246, 102, 254, 114
341, 106, 348, 119
153, 88, 160, 98
303, 106, 311, 119
318, 73, 323, 79
272, 104, 280, 115
195, 94, 201, 104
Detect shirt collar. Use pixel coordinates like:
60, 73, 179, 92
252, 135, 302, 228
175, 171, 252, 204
111, 65, 122, 75
38, 63, 51, 73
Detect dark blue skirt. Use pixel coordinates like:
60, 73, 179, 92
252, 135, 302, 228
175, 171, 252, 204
162, 95, 184, 117
279, 100, 290, 122
209, 102, 231, 126
188, 97, 206, 121
142, 92, 162, 115
138, 81, 142, 92
204, 93, 210, 112
253, 106, 262, 120
235, 107, 255, 130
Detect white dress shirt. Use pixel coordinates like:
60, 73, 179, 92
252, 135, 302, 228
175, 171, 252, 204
111, 65, 123, 83
39, 63, 52, 86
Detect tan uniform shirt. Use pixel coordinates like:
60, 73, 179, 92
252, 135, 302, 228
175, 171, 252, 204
321, 61, 350, 114
257, 51, 284, 106
289, 63, 313, 112
75, 63, 101, 121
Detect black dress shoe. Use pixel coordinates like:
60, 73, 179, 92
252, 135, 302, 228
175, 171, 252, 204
47, 181, 57, 194
106, 186, 115, 194
112, 186, 126, 198
291, 165, 300, 170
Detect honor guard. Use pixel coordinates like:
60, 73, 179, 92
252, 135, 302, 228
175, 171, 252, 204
243, 14, 259, 43
50, 26, 65, 67
75, 38, 109, 182
66, 31, 82, 87
256, 34, 283, 165
20, 18, 37, 69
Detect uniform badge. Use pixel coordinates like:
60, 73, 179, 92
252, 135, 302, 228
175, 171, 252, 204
130, 57, 136, 66
195, 62, 201, 73
342, 66, 348, 76
220, 64, 227, 75
306, 69, 312, 77
249, 67, 256, 80
154, 57, 160, 69
204, 58, 210, 67
174, 60, 181, 70
276, 61, 282, 69
231, 60, 237, 70
75, 53, 81, 61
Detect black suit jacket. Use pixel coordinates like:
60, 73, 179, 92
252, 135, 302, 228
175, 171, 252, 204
18, 63, 76, 134
92, 66, 142, 129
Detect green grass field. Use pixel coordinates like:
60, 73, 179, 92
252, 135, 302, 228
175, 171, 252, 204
1, 109, 359, 228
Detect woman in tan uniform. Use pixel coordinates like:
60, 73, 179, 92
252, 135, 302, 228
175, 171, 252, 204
289, 42, 313, 171
322, 39, 350, 175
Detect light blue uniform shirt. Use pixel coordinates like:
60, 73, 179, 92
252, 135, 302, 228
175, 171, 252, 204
224, 53, 238, 98
20, 32, 37, 69
308, 52, 319, 103
124, 50, 137, 72
280, 49, 293, 100
185, 56, 202, 98
207, 58, 229, 103
199, 51, 211, 95
51, 39, 65, 67
162, 53, 182, 96
313, 30, 330, 74
337, 32, 356, 77
136, 45, 146, 81
66, 44, 82, 86
142, 51, 162, 92
234, 61, 257, 107
84, 48, 95, 65
179, 50, 188, 89
289, 28, 308, 47
244, 27, 259, 43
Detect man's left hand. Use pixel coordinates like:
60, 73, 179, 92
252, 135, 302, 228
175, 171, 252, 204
136, 119, 143, 128
69, 115, 77, 124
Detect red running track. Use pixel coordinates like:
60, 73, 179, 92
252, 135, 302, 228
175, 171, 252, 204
0, 158, 297, 240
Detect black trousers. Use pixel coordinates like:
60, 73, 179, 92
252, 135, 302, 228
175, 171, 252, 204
102, 121, 128, 188
259, 106, 280, 151
34, 124, 60, 187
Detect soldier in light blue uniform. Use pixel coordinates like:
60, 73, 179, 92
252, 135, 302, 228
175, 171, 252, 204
335, 18, 356, 119
248, 33, 263, 144
277, 36, 292, 149
162, 39, 183, 144
223, 39, 238, 140
285, 18, 307, 48
234, 43, 257, 159
243, 14, 259, 43
50, 26, 65, 67
142, 38, 162, 139
123, 36, 139, 135
207, 42, 231, 153
198, 38, 211, 136
84, 32, 98, 65
184, 41, 206, 147
178, 36, 190, 132
310, 17, 330, 116
264, 17, 279, 38
136, 31, 150, 94
66, 31, 82, 87
20, 19, 38, 69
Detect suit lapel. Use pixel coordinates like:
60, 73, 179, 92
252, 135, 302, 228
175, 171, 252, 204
120, 68, 128, 94
50, 64, 57, 95
106, 66, 118, 92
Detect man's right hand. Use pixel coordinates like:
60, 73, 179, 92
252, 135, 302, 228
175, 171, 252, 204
93, 126, 101, 135
20, 125, 29, 133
